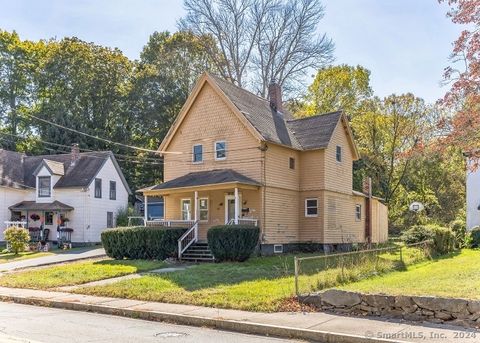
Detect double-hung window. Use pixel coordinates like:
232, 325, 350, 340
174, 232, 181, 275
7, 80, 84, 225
38, 176, 51, 197
109, 181, 116, 200
214, 141, 227, 160
95, 178, 102, 198
355, 204, 362, 221
305, 198, 318, 217
199, 198, 209, 221
193, 144, 203, 163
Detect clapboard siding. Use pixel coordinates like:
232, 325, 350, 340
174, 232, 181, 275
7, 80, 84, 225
264, 144, 299, 190
263, 186, 299, 243
164, 83, 262, 183
299, 150, 325, 191
371, 199, 388, 243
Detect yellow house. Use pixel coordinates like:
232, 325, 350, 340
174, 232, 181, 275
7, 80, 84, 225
141, 73, 388, 260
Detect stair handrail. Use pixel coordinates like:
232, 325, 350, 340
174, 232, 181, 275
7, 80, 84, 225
178, 220, 199, 259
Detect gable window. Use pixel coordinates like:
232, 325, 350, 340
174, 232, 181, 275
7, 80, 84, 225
181, 199, 191, 221
38, 176, 51, 197
336, 146, 342, 162
289, 157, 295, 170
107, 212, 114, 228
355, 204, 362, 221
214, 141, 227, 160
305, 198, 318, 217
109, 181, 116, 200
94, 178, 102, 198
192, 144, 203, 163
199, 198, 209, 221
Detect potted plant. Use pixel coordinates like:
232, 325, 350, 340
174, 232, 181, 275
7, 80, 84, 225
30, 213, 40, 222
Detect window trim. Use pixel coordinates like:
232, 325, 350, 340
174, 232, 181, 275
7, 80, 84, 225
94, 178, 102, 198
192, 144, 203, 164
38, 176, 51, 198
336, 145, 342, 163
289, 157, 295, 170
181, 198, 192, 221
214, 140, 227, 161
305, 198, 318, 217
355, 204, 362, 221
198, 197, 209, 222
109, 181, 116, 200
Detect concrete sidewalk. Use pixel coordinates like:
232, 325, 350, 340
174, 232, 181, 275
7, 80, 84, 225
0, 248, 106, 272
0, 286, 475, 343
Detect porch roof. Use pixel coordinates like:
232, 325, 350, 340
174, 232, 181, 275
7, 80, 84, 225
9, 201, 74, 211
143, 169, 261, 193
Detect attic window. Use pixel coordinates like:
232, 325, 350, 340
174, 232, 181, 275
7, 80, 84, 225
38, 176, 51, 198
215, 141, 227, 160
336, 146, 342, 162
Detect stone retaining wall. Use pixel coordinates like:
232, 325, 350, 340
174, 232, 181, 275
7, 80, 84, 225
300, 290, 480, 329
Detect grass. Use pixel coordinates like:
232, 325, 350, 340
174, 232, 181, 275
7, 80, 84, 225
340, 249, 480, 299
74, 246, 429, 312
0, 259, 166, 289
0, 250, 53, 264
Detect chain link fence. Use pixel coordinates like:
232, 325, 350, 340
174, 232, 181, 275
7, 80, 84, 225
294, 240, 433, 296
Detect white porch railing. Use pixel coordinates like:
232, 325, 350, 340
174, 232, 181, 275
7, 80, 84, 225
4, 221, 27, 228
145, 219, 196, 228
177, 220, 199, 259
227, 218, 259, 226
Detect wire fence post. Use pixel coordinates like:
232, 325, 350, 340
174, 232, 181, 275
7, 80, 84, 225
294, 256, 299, 296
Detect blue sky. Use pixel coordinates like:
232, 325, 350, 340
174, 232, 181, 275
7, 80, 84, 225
0, 0, 462, 103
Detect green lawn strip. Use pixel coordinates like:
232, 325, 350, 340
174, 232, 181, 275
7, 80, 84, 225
0, 259, 166, 289
73, 248, 429, 312
0, 251, 53, 264
339, 249, 480, 300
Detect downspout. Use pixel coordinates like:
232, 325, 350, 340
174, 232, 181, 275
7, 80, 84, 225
363, 177, 372, 244
260, 143, 268, 246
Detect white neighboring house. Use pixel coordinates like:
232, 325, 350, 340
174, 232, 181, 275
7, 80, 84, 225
466, 156, 480, 230
0, 145, 131, 243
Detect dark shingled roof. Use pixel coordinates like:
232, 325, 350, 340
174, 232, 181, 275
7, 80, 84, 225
152, 169, 261, 190
0, 150, 131, 193
210, 75, 342, 151
287, 111, 342, 150
9, 200, 74, 211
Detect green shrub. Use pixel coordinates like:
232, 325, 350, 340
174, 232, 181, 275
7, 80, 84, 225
101, 226, 186, 260
207, 225, 260, 262
4, 226, 30, 254
401, 224, 456, 255
471, 226, 480, 248
449, 219, 468, 248
115, 206, 141, 227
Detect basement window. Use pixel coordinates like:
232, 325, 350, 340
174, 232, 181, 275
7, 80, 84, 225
274, 244, 284, 254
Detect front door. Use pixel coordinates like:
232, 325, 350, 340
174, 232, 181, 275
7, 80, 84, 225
225, 194, 241, 224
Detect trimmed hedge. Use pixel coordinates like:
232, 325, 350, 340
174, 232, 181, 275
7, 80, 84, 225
401, 224, 456, 255
101, 226, 186, 260
471, 226, 480, 248
207, 225, 260, 262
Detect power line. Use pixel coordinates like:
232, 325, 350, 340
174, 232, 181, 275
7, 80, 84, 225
25, 113, 180, 155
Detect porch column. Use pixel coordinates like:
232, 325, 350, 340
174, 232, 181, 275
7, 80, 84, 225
234, 187, 239, 224
194, 191, 198, 221
144, 195, 148, 223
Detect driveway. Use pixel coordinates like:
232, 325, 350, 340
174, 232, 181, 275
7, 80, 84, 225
0, 247, 106, 272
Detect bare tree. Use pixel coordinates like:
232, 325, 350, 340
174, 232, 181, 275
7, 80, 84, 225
179, 0, 334, 97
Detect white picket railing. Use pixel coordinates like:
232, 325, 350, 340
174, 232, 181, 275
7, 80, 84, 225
177, 220, 199, 259
227, 218, 259, 226
145, 219, 195, 228
4, 221, 27, 228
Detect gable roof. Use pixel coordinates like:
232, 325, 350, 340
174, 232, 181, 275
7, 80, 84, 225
0, 150, 132, 194
159, 73, 358, 156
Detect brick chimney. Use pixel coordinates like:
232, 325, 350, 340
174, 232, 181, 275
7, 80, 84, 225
71, 143, 80, 166
268, 81, 283, 113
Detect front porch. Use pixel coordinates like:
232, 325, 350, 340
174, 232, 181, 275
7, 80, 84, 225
141, 169, 262, 260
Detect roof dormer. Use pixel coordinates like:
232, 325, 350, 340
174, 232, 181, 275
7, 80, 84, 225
33, 159, 65, 177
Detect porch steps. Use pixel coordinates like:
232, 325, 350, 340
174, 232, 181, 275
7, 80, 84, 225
181, 242, 214, 262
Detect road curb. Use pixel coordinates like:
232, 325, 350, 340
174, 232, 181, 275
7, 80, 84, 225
0, 294, 406, 343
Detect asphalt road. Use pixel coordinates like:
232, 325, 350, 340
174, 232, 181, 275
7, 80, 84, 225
0, 302, 300, 343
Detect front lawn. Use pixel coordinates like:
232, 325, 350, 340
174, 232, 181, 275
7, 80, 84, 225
0, 259, 166, 289
0, 250, 53, 264
340, 249, 480, 299
74, 246, 428, 312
